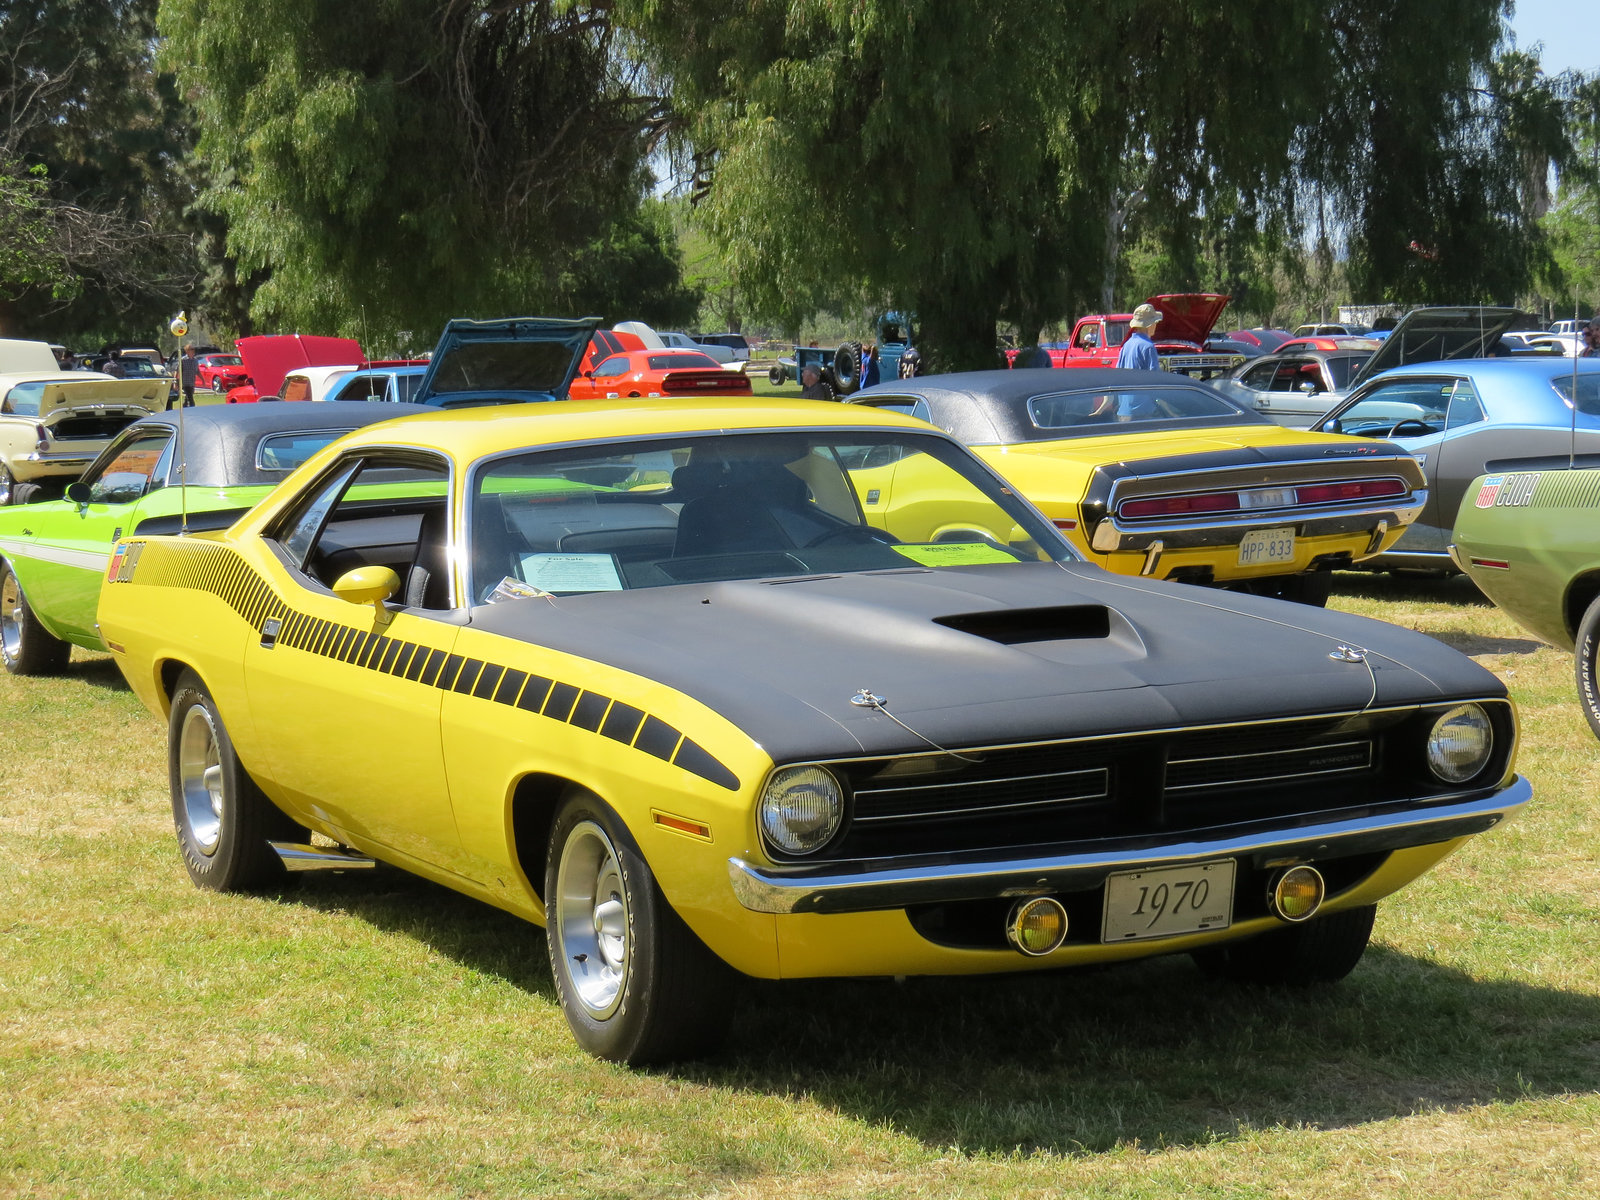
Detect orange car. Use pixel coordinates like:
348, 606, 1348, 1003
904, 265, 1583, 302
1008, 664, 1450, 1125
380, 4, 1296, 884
567, 349, 752, 400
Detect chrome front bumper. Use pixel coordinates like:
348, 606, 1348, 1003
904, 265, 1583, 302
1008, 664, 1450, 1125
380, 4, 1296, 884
727, 776, 1530, 915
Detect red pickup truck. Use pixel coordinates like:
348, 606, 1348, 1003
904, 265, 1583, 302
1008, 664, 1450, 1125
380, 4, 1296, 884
1020, 293, 1244, 378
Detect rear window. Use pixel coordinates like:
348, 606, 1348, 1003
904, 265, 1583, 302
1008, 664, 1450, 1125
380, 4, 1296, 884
1326, 355, 1372, 389
257, 430, 355, 471
2, 381, 45, 416
647, 353, 719, 370
1026, 385, 1246, 430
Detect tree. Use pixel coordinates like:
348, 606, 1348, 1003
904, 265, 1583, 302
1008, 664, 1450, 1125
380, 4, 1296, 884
0, 0, 199, 339
160, 0, 694, 342
623, 0, 1556, 367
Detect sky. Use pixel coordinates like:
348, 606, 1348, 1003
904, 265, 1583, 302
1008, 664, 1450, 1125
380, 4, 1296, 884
1508, 0, 1600, 75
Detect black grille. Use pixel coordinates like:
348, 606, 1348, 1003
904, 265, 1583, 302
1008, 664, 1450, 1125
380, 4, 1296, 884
791, 703, 1511, 864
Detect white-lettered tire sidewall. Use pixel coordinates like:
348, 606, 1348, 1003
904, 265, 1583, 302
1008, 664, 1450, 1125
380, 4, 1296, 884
1576, 596, 1600, 741
545, 796, 664, 1063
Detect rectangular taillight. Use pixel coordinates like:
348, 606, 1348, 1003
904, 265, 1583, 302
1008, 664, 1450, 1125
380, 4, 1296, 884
1119, 492, 1241, 519
1118, 477, 1409, 521
1292, 478, 1408, 504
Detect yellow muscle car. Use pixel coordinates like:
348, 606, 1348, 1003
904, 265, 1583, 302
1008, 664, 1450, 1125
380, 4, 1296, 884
848, 368, 1426, 604
98, 398, 1527, 1064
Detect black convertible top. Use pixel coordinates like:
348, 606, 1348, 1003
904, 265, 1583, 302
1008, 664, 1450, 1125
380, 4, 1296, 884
850, 368, 1266, 444
114, 402, 431, 488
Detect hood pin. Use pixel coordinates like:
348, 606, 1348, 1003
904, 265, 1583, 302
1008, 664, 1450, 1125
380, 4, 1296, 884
1329, 644, 1368, 664
851, 688, 885, 709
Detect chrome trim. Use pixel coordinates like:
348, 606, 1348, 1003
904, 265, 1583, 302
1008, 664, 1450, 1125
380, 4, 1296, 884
1141, 539, 1164, 576
726, 776, 1531, 914
269, 841, 377, 871
767, 698, 1510, 772
1090, 499, 1425, 553
21, 453, 95, 467
1446, 542, 1468, 572
1165, 739, 1373, 791
1362, 518, 1389, 557
853, 767, 1110, 823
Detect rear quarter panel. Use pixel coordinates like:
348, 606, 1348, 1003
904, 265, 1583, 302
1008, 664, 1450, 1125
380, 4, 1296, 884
1456, 468, 1600, 651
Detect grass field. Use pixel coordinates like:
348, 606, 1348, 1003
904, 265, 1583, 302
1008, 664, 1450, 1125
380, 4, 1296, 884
3, 574, 1598, 1199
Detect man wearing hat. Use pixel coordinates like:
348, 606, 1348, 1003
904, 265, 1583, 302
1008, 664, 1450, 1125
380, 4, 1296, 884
1117, 303, 1163, 370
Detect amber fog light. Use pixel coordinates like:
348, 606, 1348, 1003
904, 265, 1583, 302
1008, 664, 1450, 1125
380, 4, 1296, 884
1427, 703, 1493, 784
759, 766, 843, 854
1268, 865, 1325, 923
1006, 896, 1069, 956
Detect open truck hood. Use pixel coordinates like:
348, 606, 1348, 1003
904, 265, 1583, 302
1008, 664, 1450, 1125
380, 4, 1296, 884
234, 334, 364, 399
414, 316, 600, 407
1350, 306, 1522, 388
1149, 294, 1231, 346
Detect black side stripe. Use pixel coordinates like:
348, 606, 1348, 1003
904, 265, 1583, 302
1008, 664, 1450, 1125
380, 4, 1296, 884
120, 540, 741, 790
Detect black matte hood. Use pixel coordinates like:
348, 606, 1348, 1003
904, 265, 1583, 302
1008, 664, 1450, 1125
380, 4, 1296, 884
467, 563, 1502, 764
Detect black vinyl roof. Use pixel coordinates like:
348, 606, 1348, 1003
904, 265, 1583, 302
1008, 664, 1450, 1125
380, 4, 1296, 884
121, 402, 430, 487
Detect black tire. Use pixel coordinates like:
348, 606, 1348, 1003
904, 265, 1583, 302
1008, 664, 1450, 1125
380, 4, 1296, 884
1192, 904, 1376, 986
545, 792, 736, 1064
1575, 594, 1600, 741
0, 559, 71, 675
768, 365, 786, 386
11, 482, 42, 505
168, 669, 304, 892
832, 342, 863, 394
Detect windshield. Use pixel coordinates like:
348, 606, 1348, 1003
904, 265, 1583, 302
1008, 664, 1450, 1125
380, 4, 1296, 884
467, 431, 1071, 601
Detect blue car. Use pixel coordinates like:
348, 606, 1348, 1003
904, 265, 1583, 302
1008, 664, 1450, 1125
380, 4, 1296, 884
1316, 356, 1600, 571
323, 364, 429, 404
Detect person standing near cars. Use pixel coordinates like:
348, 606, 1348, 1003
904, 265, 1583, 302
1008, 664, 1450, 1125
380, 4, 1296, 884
176, 344, 199, 408
1583, 322, 1600, 358
1116, 304, 1162, 370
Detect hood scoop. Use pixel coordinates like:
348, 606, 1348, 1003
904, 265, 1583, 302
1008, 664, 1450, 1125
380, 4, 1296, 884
935, 605, 1112, 645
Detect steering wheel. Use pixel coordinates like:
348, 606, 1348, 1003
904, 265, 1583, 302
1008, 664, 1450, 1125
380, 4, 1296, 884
1382, 419, 1435, 439
804, 524, 898, 548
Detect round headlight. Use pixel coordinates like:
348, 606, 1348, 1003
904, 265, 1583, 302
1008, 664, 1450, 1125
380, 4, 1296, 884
1426, 703, 1493, 783
759, 766, 843, 855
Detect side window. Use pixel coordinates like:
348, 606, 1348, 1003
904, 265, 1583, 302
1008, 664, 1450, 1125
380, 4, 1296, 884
272, 453, 453, 606
85, 432, 174, 503
1239, 363, 1276, 390
1075, 324, 1100, 349
1445, 379, 1485, 430
592, 356, 628, 378
861, 397, 931, 423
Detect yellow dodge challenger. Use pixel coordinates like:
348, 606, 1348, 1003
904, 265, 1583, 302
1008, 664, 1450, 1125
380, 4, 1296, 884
98, 396, 1527, 1063
848, 368, 1426, 605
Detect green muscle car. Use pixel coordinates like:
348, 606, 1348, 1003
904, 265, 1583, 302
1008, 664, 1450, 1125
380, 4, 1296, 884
1452, 467, 1600, 737
0, 404, 423, 674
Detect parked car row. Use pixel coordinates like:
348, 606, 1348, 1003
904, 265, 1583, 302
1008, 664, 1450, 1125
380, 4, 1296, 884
0, 315, 1530, 1067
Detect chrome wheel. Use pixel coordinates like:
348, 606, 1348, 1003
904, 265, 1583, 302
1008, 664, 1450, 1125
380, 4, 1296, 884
555, 820, 631, 1019
0, 568, 21, 668
0, 466, 12, 506
177, 703, 225, 855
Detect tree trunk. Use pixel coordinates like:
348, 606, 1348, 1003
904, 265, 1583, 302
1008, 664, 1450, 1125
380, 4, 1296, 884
917, 291, 1001, 373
